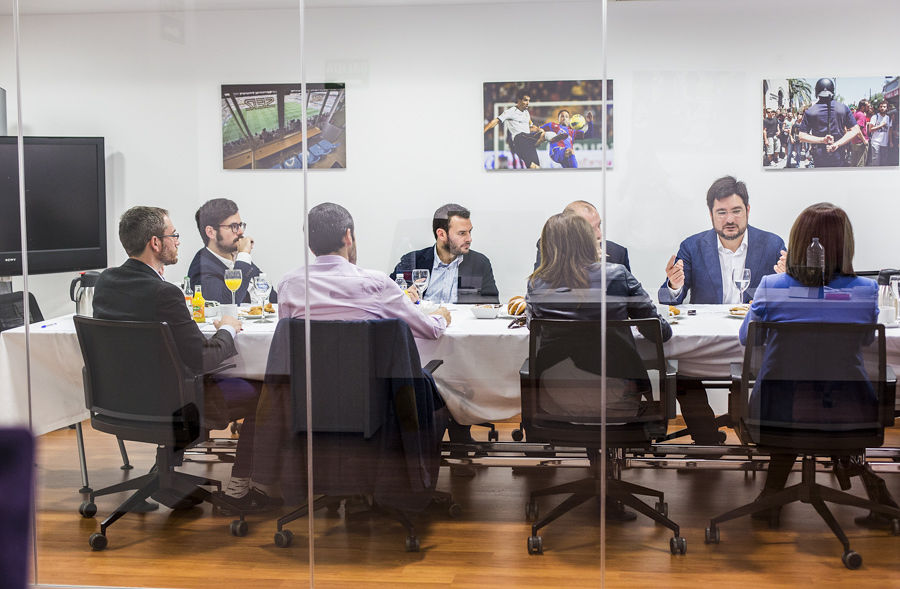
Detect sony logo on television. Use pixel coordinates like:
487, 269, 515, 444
4, 257, 17, 262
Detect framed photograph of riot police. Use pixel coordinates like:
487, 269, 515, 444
483, 80, 613, 171
762, 76, 898, 170
222, 83, 346, 170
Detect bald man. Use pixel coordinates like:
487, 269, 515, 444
534, 200, 630, 271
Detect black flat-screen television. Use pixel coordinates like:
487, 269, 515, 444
0, 137, 107, 275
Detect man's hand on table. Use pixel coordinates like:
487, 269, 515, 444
431, 307, 451, 326
214, 315, 243, 333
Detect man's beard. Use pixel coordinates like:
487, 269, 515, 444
716, 225, 746, 241
216, 230, 239, 254
447, 241, 469, 256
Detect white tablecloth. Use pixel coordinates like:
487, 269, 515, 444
4, 305, 900, 434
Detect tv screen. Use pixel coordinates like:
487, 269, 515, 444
0, 137, 107, 275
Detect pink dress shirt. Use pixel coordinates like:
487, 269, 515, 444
277, 255, 447, 340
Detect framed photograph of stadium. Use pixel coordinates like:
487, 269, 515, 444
762, 76, 898, 170
222, 83, 346, 170
483, 79, 613, 171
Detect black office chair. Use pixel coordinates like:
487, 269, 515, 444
519, 318, 685, 555
74, 316, 233, 550
254, 318, 456, 552
705, 321, 900, 569
0, 290, 43, 332
0, 427, 33, 589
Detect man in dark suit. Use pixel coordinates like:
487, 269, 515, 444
533, 200, 630, 271
657, 176, 786, 446
94, 206, 274, 512
393, 203, 499, 304
187, 198, 277, 304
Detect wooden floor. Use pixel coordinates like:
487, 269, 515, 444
32, 422, 900, 588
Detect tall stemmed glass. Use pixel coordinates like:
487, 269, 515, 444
224, 269, 242, 306
733, 268, 751, 303
412, 269, 429, 298
254, 273, 273, 323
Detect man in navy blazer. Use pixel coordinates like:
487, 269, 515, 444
188, 198, 277, 304
658, 176, 786, 446
659, 177, 786, 305
393, 203, 499, 304
534, 200, 631, 271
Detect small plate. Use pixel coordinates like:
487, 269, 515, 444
727, 311, 747, 319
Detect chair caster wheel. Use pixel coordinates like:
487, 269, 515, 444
79, 501, 97, 518
448, 502, 462, 519
527, 535, 543, 555
891, 519, 900, 536
511, 429, 524, 442
654, 501, 668, 518
229, 519, 248, 537
405, 535, 420, 552
842, 550, 862, 570
88, 533, 107, 551
670, 536, 687, 554
704, 526, 720, 544
274, 529, 293, 548
488, 430, 499, 442
525, 500, 539, 522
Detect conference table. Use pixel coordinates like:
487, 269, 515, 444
4, 304, 900, 436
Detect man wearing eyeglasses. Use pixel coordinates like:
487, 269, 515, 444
188, 198, 277, 304
94, 206, 278, 513
657, 176, 786, 447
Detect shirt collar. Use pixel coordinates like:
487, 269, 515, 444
717, 230, 748, 255
433, 245, 463, 268
206, 247, 235, 269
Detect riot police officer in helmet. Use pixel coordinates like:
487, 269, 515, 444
798, 78, 863, 168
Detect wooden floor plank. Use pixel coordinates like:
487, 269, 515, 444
31, 422, 900, 587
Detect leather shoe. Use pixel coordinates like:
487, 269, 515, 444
214, 488, 283, 515
854, 511, 894, 529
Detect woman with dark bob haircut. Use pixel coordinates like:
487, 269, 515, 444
738, 202, 896, 525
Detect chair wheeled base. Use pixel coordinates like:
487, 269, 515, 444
705, 454, 900, 569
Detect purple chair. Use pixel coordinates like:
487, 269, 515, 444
0, 428, 34, 588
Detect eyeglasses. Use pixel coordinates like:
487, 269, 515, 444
158, 233, 180, 240
218, 222, 247, 233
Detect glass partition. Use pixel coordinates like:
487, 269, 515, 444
12, 0, 900, 587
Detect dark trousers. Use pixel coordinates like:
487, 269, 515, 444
210, 377, 262, 478
676, 377, 721, 444
511, 131, 542, 167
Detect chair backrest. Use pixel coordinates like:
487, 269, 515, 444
736, 321, 893, 450
0, 428, 33, 589
74, 316, 199, 425
285, 319, 411, 439
522, 318, 672, 446
0, 291, 44, 332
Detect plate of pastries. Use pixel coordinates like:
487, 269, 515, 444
728, 304, 750, 318
240, 302, 275, 319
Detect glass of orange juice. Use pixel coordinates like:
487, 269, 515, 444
224, 269, 242, 305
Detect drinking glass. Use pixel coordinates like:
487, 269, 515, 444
224, 269, 242, 306
254, 273, 273, 323
412, 269, 429, 296
890, 275, 900, 314
733, 268, 751, 302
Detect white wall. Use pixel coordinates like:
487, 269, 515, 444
3, 0, 900, 318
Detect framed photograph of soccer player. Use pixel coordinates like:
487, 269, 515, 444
483, 79, 614, 171
761, 76, 898, 170
222, 83, 346, 170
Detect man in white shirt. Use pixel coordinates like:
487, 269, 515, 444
869, 100, 892, 166
483, 90, 566, 169
188, 198, 276, 304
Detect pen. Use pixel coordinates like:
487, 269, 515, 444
40, 322, 58, 329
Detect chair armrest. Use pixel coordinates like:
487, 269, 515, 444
664, 360, 677, 419
423, 359, 443, 374
728, 362, 744, 424
519, 358, 529, 378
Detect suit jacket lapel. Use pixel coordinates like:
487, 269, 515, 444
743, 226, 764, 303
701, 231, 723, 303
